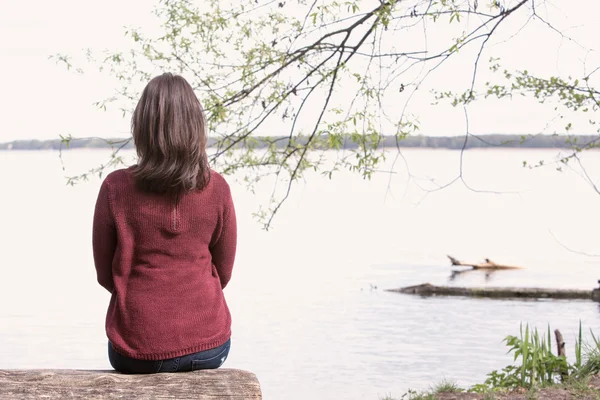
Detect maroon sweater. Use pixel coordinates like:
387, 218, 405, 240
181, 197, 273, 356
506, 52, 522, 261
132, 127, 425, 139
92, 167, 236, 360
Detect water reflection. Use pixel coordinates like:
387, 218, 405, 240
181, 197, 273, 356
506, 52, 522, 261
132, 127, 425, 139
449, 268, 495, 282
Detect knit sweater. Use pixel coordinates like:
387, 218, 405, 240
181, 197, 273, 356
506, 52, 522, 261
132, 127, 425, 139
92, 167, 236, 360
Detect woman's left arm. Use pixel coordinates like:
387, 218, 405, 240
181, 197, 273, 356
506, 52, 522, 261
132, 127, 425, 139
210, 183, 237, 289
92, 179, 116, 293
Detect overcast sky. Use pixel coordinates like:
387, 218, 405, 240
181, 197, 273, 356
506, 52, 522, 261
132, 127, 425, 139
0, 0, 599, 142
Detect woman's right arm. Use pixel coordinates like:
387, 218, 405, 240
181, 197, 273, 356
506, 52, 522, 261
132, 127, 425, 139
92, 179, 117, 293
209, 184, 237, 289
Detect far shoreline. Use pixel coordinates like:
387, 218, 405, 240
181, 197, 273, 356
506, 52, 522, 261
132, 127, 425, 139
1, 134, 598, 152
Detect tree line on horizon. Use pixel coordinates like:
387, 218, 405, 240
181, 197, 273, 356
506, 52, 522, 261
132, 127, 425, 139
1, 134, 597, 151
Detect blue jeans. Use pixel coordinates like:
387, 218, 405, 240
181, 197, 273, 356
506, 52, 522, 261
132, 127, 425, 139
108, 339, 231, 374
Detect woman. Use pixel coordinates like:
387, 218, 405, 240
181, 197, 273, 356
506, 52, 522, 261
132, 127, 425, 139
92, 73, 237, 374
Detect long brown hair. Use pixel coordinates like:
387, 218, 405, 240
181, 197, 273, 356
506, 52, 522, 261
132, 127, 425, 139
131, 72, 210, 193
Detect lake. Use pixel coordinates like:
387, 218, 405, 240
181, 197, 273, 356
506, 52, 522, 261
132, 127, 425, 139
0, 148, 598, 400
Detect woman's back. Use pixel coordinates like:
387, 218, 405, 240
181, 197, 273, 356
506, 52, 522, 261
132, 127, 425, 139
93, 167, 236, 360
92, 73, 236, 364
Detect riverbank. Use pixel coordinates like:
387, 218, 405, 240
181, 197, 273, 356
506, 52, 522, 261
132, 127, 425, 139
388, 322, 600, 400
391, 375, 600, 399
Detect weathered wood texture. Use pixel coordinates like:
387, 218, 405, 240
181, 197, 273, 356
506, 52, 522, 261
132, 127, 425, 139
554, 329, 569, 382
447, 255, 523, 270
555, 329, 566, 358
0, 369, 261, 400
390, 283, 600, 301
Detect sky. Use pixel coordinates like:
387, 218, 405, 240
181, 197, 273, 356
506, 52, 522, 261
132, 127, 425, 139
1, 0, 599, 142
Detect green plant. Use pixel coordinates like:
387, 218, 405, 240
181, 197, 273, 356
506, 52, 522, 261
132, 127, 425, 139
472, 365, 521, 392
506, 324, 568, 387
473, 324, 569, 391
575, 320, 583, 370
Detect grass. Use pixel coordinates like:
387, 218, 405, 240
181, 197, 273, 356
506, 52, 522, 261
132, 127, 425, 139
525, 386, 539, 400
560, 375, 598, 398
574, 329, 600, 379
481, 392, 496, 400
431, 380, 463, 394
381, 380, 463, 400
577, 352, 600, 379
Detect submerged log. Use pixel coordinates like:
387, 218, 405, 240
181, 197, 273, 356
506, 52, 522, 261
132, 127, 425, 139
447, 255, 523, 270
390, 283, 600, 301
0, 369, 262, 399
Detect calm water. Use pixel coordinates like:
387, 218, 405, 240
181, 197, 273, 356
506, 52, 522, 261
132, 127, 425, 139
1, 148, 599, 400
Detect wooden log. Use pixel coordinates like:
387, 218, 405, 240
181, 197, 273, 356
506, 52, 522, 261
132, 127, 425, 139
0, 369, 262, 399
447, 255, 523, 270
555, 329, 566, 358
593, 280, 600, 301
389, 283, 598, 301
555, 329, 568, 382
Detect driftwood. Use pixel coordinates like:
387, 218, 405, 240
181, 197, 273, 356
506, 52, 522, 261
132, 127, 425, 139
555, 329, 566, 358
447, 255, 523, 270
0, 369, 262, 399
555, 329, 569, 382
390, 283, 600, 301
